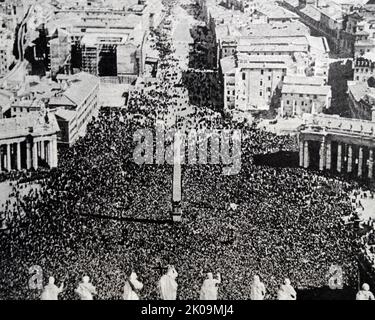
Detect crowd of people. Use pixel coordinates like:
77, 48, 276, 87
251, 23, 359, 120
0, 0, 370, 301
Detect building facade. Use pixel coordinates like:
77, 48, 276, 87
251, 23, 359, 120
281, 75, 332, 116
348, 81, 375, 120
49, 29, 72, 79
48, 72, 100, 147
0, 29, 13, 78
221, 54, 293, 113
353, 55, 375, 83
0, 112, 59, 171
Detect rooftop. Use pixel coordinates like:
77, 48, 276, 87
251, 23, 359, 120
0, 112, 60, 140
49, 73, 99, 108
348, 82, 375, 102
282, 84, 331, 95
237, 54, 294, 69
55, 108, 76, 122
284, 75, 326, 86
300, 5, 322, 22
256, 3, 299, 20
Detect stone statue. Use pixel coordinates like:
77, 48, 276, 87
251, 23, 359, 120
200, 272, 221, 300
75, 276, 97, 300
277, 278, 296, 300
356, 283, 375, 300
250, 275, 266, 300
123, 272, 143, 300
40, 276, 64, 300
158, 265, 178, 300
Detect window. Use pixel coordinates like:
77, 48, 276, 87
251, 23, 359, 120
286, 100, 290, 105
260, 91, 263, 96
261, 69, 264, 75
268, 76, 271, 81
242, 73, 246, 80
260, 80, 263, 85
267, 87, 271, 92
301, 101, 304, 106
299, 94, 303, 98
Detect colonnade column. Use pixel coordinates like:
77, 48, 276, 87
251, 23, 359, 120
48, 139, 53, 168
319, 138, 326, 171
299, 139, 304, 167
369, 149, 374, 179
26, 141, 32, 170
32, 140, 38, 170
358, 147, 364, 178
16, 142, 21, 170
6, 143, 11, 171
326, 141, 332, 170
40, 140, 45, 160
347, 145, 353, 173
304, 141, 309, 169
52, 137, 58, 168
337, 143, 342, 173
47, 137, 58, 168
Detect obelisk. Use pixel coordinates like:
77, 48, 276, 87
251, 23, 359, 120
172, 131, 182, 222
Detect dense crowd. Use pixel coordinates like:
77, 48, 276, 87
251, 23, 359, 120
0, 0, 366, 300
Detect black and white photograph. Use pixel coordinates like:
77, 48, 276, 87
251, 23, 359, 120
0, 0, 374, 309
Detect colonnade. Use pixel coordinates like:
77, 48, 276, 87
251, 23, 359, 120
299, 137, 375, 179
0, 136, 58, 172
